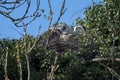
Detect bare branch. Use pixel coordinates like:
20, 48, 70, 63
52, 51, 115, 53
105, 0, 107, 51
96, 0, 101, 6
27, 26, 41, 54
14, 0, 31, 25
99, 63, 120, 80
22, 22, 41, 80
92, 58, 120, 62
9, 26, 23, 36
23, 23, 30, 80
47, 54, 59, 80
0, 0, 41, 27
45, 0, 67, 50
55, 0, 67, 24
4, 47, 9, 80
48, 0, 53, 28
16, 42, 23, 80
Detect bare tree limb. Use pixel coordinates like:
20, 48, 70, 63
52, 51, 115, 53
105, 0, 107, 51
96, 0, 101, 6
0, 0, 41, 27
47, 54, 59, 80
55, 0, 67, 24
45, 0, 67, 50
23, 23, 30, 80
22, 22, 41, 80
27, 26, 41, 54
92, 58, 120, 62
4, 47, 9, 80
16, 42, 23, 80
48, 0, 53, 28
99, 63, 120, 80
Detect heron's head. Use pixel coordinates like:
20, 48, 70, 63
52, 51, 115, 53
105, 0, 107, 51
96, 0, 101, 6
73, 25, 86, 33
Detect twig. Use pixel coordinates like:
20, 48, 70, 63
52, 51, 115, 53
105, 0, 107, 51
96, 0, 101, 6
22, 23, 41, 80
55, 0, 67, 24
27, 25, 41, 54
44, 0, 53, 51
48, 0, 53, 28
45, 0, 67, 50
9, 26, 23, 36
0, 0, 41, 27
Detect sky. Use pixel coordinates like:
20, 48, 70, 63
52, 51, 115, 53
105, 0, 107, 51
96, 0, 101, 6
0, 0, 103, 39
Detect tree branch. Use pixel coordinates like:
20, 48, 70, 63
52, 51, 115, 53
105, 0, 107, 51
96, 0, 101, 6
99, 63, 120, 80
92, 58, 120, 62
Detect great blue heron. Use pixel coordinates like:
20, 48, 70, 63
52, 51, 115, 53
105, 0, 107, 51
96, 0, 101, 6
49, 24, 86, 41
60, 25, 86, 35
60, 25, 86, 41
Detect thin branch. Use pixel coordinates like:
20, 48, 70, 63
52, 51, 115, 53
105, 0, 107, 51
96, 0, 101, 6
99, 63, 120, 80
92, 58, 120, 62
0, 0, 26, 13
22, 22, 41, 80
47, 54, 59, 80
9, 27, 23, 36
33, 0, 40, 16
27, 26, 41, 54
23, 23, 30, 80
48, 0, 53, 28
0, 10, 15, 21
45, 0, 67, 50
14, 0, 31, 25
44, 0, 53, 50
55, 0, 67, 24
24, 54, 30, 80
0, 1, 20, 4
0, 0, 40, 27
16, 42, 23, 80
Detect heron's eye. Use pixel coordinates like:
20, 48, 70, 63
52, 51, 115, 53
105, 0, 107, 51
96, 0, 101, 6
62, 26, 66, 30
82, 26, 86, 30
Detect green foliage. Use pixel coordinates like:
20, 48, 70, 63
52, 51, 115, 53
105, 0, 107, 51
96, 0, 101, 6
75, 0, 120, 79
0, 36, 120, 80
76, 0, 120, 57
